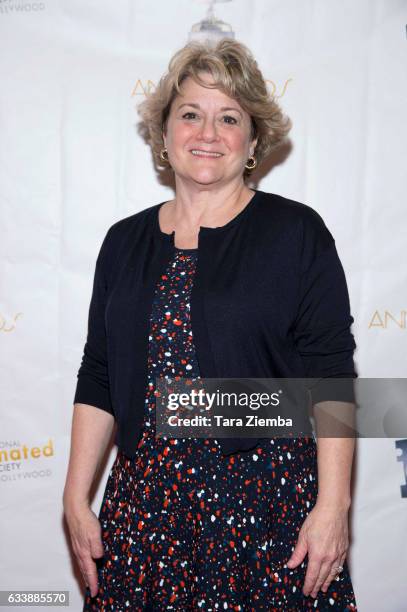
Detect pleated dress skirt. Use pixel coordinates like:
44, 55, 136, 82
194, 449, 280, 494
83, 247, 358, 611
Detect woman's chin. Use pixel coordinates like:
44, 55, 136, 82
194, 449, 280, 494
185, 170, 226, 185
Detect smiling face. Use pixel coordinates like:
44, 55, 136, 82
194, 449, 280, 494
162, 72, 257, 187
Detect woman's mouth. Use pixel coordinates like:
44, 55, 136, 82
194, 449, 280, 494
190, 149, 223, 158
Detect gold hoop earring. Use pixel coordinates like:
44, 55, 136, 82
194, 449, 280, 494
245, 156, 257, 170
160, 147, 169, 163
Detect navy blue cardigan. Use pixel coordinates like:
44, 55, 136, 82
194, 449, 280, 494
73, 189, 357, 458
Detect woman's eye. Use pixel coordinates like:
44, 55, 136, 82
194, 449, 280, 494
181, 112, 237, 124
223, 115, 238, 124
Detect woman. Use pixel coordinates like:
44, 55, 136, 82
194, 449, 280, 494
63, 39, 358, 611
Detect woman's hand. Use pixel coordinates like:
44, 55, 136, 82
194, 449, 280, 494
286, 502, 349, 598
64, 502, 105, 598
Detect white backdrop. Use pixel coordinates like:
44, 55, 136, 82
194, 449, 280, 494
1, 1, 406, 610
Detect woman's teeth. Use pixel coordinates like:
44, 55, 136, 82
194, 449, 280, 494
191, 150, 222, 157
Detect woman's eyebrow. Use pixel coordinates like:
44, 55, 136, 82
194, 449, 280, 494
220, 106, 243, 116
177, 102, 243, 116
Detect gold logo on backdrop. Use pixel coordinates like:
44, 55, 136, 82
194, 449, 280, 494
131, 79, 156, 96
0, 439, 54, 462
0, 312, 23, 332
265, 78, 293, 98
131, 78, 293, 99
368, 310, 406, 329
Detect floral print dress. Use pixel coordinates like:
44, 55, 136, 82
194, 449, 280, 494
83, 246, 358, 611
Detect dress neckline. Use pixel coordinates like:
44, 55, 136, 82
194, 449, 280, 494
153, 189, 261, 243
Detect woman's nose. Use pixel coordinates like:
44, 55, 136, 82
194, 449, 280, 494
197, 118, 220, 142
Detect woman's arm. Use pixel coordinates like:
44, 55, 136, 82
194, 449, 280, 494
65, 225, 118, 597
289, 219, 358, 598
314, 400, 356, 510
286, 402, 357, 598
63, 403, 115, 509
63, 403, 115, 598
316, 437, 354, 510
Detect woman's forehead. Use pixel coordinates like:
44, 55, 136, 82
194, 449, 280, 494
174, 75, 243, 110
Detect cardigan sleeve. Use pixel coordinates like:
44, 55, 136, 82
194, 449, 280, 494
73, 227, 115, 416
293, 217, 357, 405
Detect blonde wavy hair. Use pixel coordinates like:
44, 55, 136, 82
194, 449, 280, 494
137, 38, 292, 178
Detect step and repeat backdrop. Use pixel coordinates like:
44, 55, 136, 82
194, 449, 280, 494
1, 1, 406, 610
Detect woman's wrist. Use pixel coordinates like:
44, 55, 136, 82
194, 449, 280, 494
315, 493, 351, 512
63, 488, 90, 515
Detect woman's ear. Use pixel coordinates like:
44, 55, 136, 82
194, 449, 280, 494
250, 137, 258, 157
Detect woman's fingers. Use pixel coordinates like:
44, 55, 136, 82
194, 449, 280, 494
74, 541, 99, 596
304, 546, 347, 597
77, 558, 92, 593
298, 503, 349, 598
309, 556, 339, 598
65, 506, 104, 598
86, 527, 105, 597
81, 555, 99, 598
302, 556, 323, 597
321, 552, 347, 593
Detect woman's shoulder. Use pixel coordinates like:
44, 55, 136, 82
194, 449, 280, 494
98, 201, 165, 252
256, 190, 335, 252
256, 190, 329, 228
107, 201, 160, 235
94, 202, 161, 267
